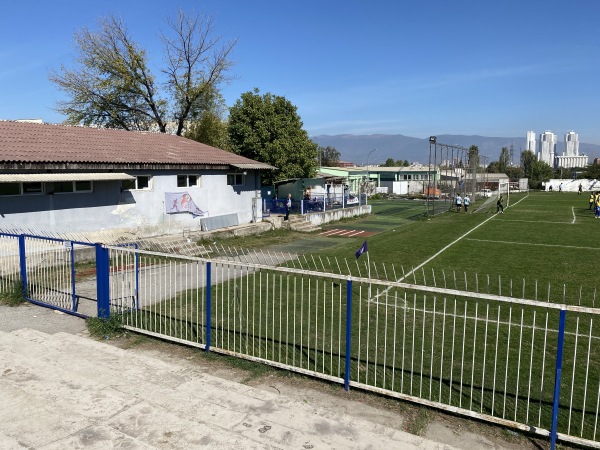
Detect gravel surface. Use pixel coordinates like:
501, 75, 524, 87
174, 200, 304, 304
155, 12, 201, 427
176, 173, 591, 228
0, 303, 87, 335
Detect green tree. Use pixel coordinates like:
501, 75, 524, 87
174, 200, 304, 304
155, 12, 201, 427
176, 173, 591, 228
185, 112, 229, 149
403, 159, 410, 167
583, 162, 600, 180
498, 147, 510, 173
529, 160, 554, 189
185, 89, 230, 149
505, 166, 523, 180
521, 150, 536, 179
486, 161, 500, 173
318, 146, 341, 166
228, 89, 318, 185
49, 12, 236, 136
468, 145, 480, 172
383, 158, 396, 167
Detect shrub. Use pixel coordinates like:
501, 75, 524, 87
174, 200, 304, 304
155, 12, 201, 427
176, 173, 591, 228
0, 281, 26, 307
86, 314, 124, 339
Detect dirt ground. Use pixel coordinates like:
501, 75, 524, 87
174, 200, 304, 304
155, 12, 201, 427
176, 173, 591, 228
107, 329, 562, 450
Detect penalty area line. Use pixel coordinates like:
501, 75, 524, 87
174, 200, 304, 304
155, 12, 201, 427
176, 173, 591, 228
394, 193, 529, 284
465, 238, 600, 251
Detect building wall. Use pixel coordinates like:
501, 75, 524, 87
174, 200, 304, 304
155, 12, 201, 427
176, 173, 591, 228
0, 169, 260, 236
564, 131, 579, 157
555, 155, 588, 169
527, 130, 536, 153
538, 131, 556, 167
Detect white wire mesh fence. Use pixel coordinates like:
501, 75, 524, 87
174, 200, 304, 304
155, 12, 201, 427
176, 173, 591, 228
104, 244, 600, 448
2, 231, 600, 448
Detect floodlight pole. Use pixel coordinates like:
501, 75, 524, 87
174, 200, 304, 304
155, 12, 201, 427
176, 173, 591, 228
428, 136, 437, 215
367, 148, 376, 199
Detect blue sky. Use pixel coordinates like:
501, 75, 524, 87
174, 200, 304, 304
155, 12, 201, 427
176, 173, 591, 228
1, 0, 599, 143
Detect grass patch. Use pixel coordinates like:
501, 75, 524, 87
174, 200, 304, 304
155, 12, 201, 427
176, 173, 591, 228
0, 281, 26, 306
404, 407, 430, 435
86, 314, 124, 339
198, 229, 307, 249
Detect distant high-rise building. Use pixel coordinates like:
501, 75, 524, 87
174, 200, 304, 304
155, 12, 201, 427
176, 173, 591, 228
538, 131, 556, 167
563, 131, 579, 156
556, 130, 587, 168
526, 130, 536, 154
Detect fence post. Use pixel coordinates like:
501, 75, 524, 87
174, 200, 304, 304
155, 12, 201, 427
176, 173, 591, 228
95, 243, 110, 319
205, 261, 212, 352
550, 308, 567, 450
134, 243, 140, 310
18, 234, 27, 297
344, 278, 353, 391
70, 241, 77, 311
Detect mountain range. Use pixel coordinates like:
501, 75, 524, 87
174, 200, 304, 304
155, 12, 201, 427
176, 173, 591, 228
311, 134, 600, 166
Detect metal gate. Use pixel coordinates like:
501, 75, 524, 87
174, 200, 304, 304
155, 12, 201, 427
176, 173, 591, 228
0, 233, 98, 317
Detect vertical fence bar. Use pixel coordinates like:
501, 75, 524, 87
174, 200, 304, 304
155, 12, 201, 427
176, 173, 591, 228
70, 242, 77, 311
344, 278, 353, 391
134, 243, 140, 310
95, 243, 110, 319
18, 235, 27, 297
205, 261, 212, 352
550, 308, 567, 450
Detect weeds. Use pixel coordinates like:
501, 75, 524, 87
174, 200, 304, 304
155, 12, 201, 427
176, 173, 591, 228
0, 281, 26, 306
86, 314, 124, 339
404, 407, 430, 436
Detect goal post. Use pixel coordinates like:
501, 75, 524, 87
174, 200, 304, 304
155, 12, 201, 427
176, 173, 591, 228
499, 179, 510, 207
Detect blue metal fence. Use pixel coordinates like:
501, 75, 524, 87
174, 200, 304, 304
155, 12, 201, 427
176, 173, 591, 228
262, 194, 366, 217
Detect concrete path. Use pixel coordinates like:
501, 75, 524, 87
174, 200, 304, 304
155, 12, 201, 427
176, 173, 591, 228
0, 304, 458, 450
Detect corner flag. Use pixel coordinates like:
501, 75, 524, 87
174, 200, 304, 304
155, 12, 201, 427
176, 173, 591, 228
355, 240, 368, 259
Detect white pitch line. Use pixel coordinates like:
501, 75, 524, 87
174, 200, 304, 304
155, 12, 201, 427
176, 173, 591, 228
394, 213, 498, 283
370, 194, 530, 301
338, 230, 358, 236
321, 229, 344, 236
395, 194, 529, 283
465, 238, 600, 251
347, 230, 364, 237
572, 207, 576, 224
499, 219, 572, 225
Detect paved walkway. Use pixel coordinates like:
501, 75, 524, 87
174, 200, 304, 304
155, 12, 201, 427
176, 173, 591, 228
0, 303, 458, 449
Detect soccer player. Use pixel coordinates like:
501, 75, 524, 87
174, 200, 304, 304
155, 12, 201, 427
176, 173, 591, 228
496, 195, 504, 214
455, 193, 462, 213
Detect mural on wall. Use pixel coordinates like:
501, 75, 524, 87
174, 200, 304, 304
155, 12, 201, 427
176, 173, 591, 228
165, 192, 206, 217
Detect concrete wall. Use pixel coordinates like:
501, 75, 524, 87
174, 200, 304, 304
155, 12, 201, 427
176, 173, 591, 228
543, 178, 600, 192
0, 169, 261, 237
303, 205, 371, 226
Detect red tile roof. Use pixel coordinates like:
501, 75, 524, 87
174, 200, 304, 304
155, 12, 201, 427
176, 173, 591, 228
0, 120, 272, 168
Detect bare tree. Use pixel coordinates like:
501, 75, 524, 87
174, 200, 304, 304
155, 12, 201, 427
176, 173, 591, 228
49, 12, 236, 135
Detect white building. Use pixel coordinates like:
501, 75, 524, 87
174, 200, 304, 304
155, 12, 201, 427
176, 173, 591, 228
0, 121, 274, 239
526, 130, 536, 154
538, 131, 556, 167
556, 131, 587, 169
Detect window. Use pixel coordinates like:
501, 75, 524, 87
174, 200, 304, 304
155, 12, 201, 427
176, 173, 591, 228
0, 183, 20, 196
121, 176, 152, 190
54, 180, 93, 194
22, 182, 43, 194
177, 175, 199, 187
227, 173, 244, 186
